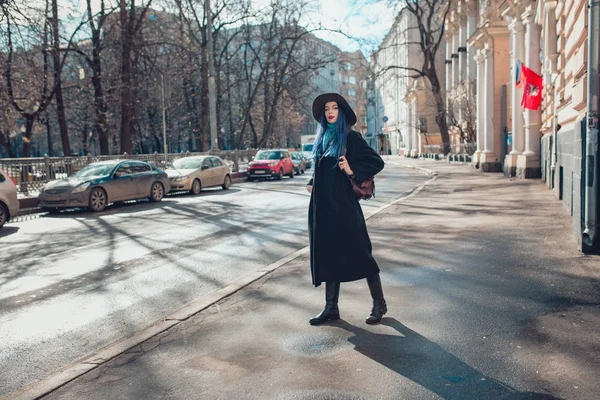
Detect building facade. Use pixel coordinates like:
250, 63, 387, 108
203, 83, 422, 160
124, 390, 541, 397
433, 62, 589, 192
447, 0, 599, 252
369, 10, 445, 157
301, 34, 370, 141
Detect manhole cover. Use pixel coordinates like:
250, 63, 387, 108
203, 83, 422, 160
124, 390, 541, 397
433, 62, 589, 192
273, 389, 367, 400
282, 331, 352, 357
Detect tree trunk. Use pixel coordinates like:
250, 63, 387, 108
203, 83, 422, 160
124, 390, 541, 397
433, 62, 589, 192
429, 75, 450, 155
22, 117, 35, 158
200, 42, 210, 152
51, 0, 70, 157
119, 0, 133, 154
0, 129, 14, 158
91, 41, 108, 154
44, 112, 53, 156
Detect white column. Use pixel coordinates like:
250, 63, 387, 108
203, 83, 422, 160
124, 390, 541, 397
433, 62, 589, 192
522, 11, 541, 158
458, 21, 467, 122
459, 21, 467, 84
475, 50, 485, 161
452, 31, 459, 88
467, 15, 478, 85
405, 101, 413, 155
510, 20, 525, 156
482, 44, 495, 158
411, 97, 418, 157
445, 37, 452, 112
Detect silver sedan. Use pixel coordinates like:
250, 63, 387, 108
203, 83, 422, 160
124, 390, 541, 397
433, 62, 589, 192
166, 156, 232, 194
39, 160, 171, 213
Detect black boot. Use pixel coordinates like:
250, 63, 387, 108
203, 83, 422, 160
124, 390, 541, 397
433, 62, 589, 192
366, 273, 387, 324
309, 281, 340, 325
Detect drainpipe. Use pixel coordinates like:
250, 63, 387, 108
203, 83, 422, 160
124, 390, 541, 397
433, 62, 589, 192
582, 0, 600, 252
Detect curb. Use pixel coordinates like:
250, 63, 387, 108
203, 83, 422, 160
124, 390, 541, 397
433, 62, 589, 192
2, 165, 437, 400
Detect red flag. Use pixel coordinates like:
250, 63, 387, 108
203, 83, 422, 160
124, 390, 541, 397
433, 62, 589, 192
521, 65, 543, 110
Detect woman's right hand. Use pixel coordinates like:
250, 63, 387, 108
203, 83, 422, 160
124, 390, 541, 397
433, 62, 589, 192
307, 185, 312, 193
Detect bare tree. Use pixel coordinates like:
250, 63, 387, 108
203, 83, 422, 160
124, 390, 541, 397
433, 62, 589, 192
118, 0, 153, 154
379, 0, 452, 155
1, 1, 56, 157
49, 0, 70, 156
447, 83, 476, 146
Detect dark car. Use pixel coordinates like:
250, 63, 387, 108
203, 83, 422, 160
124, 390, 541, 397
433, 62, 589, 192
247, 150, 295, 181
301, 151, 313, 169
39, 160, 171, 212
291, 152, 307, 174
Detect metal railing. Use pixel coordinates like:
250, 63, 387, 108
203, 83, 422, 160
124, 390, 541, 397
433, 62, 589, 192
450, 143, 477, 155
0, 150, 259, 196
423, 145, 442, 154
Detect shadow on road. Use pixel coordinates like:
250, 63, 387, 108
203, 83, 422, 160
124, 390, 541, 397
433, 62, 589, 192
335, 318, 562, 400
0, 226, 20, 238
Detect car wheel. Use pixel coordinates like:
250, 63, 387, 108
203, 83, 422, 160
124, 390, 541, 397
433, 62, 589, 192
277, 169, 283, 180
150, 182, 164, 202
190, 179, 202, 195
247, 177, 254, 182
89, 187, 107, 212
0, 203, 7, 229
222, 175, 232, 190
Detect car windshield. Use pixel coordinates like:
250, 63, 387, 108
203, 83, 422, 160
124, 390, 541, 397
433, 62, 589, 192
255, 151, 281, 160
173, 158, 203, 169
75, 164, 115, 178
291, 153, 302, 160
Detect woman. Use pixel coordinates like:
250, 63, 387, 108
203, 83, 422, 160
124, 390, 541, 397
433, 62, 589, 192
307, 93, 386, 326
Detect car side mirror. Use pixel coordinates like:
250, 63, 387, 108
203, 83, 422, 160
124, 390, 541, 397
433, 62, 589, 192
113, 174, 120, 179
202, 165, 209, 170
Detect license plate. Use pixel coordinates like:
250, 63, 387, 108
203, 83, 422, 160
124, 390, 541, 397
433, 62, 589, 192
45, 196, 60, 202
255, 170, 265, 174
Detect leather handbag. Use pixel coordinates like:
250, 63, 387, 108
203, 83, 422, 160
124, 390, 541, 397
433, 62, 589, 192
347, 174, 375, 200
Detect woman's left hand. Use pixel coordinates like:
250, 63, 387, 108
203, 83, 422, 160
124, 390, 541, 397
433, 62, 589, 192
338, 156, 354, 176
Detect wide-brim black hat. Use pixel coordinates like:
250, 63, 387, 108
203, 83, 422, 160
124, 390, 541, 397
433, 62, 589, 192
312, 93, 357, 126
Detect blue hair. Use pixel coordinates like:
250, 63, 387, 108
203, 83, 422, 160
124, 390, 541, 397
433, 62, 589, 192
311, 108, 348, 165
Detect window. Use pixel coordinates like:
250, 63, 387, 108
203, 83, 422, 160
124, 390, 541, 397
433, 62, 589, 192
344, 62, 354, 71
130, 162, 150, 173
348, 89, 356, 97
114, 164, 133, 178
349, 76, 356, 84
202, 159, 212, 170
210, 157, 223, 167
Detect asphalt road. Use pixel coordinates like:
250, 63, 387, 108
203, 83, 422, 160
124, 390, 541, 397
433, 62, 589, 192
0, 161, 427, 396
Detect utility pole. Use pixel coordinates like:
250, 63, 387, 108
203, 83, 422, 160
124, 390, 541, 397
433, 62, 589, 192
161, 73, 168, 165
206, 0, 218, 151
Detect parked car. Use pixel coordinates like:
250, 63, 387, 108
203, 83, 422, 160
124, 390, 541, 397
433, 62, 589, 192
291, 152, 307, 175
166, 156, 232, 194
0, 168, 19, 229
39, 160, 171, 213
301, 151, 313, 169
247, 149, 295, 181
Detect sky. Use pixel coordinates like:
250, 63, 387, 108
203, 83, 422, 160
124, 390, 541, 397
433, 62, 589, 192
69, 0, 398, 57
293, 0, 397, 56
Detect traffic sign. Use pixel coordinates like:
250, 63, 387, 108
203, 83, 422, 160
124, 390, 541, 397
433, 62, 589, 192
382, 116, 388, 123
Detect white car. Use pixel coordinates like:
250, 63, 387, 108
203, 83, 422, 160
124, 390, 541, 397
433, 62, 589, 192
0, 168, 19, 229
166, 156, 232, 194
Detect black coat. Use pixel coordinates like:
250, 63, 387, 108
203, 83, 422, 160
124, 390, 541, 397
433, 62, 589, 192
308, 130, 385, 287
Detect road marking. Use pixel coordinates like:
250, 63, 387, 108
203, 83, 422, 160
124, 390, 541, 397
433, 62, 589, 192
1, 166, 436, 400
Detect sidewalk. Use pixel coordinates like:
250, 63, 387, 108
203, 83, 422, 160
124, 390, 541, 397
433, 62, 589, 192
20, 159, 600, 399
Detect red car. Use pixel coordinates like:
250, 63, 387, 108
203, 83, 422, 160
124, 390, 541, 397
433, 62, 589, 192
247, 149, 295, 181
